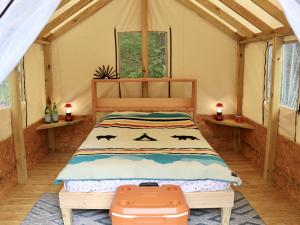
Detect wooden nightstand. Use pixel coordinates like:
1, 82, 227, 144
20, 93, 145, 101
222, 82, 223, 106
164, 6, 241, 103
204, 118, 255, 152
36, 119, 82, 151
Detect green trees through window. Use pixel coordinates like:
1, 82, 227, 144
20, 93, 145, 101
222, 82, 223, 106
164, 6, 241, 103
119, 31, 168, 78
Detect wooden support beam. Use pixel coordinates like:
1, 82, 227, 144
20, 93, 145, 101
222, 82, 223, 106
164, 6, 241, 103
219, 0, 273, 33
264, 36, 283, 180
43, 45, 53, 103
57, 0, 71, 10
141, 0, 148, 97
240, 26, 293, 44
39, 0, 93, 38
46, 0, 112, 41
195, 0, 254, 37
35, 39, 51, 45
9, 68, 28, 184
250, 0, 289, 26
177, 0, 240, 40
236, 42, 245, 115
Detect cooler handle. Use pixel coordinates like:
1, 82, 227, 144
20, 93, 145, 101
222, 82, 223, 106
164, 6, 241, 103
139, 182, 159, 187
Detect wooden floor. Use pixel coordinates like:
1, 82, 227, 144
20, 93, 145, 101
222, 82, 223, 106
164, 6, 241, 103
0, 150, 300, 225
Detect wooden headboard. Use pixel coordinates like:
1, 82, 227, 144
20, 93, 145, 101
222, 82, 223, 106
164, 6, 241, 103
91, 78, 197, 124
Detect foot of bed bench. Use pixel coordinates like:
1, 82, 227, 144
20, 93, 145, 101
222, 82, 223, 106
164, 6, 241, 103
221, 207, 232, 225
61, 208, 72, 225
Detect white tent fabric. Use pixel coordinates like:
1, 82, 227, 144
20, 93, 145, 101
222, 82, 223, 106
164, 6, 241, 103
0, 0, 60, 85
279, 0, 300, 41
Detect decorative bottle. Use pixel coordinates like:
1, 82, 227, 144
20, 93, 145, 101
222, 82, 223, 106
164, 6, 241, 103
52, 102, 59, 123
44, 105, 51, 124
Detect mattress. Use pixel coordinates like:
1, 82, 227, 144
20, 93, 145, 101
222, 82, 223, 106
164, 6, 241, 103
64, 179, 230, 193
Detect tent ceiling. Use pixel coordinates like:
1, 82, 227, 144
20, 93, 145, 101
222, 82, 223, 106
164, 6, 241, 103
36, 0, 293, 43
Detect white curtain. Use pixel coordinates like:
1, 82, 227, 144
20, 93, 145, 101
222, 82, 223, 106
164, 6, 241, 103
0, 0, 60, 85
281, 43, 300, 109
279, 0, 300, 41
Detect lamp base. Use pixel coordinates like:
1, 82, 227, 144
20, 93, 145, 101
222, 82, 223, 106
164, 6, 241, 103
65, 115, 73, 121
214, 114, 223, 121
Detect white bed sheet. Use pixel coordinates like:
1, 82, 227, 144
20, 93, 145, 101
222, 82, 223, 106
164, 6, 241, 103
64, 179, 230, 193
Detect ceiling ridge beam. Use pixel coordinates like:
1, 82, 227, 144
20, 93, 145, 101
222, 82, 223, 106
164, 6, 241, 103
219, 0, 273, 33
46, 0, 112, 42
250, 0, 289, 26
177, 0, 240, 40
195, 0, 254, 38
39, 0, 94, 39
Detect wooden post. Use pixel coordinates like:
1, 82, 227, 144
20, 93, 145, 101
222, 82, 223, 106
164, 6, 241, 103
192, 80, 197, 122
234, 127, 241, 152
264, 36, 283, 180
236, 42, 245, 115
43, 44, 53, 103
48, 129, 55, 151
9, 68, 28, 184
141, 0, 148, 97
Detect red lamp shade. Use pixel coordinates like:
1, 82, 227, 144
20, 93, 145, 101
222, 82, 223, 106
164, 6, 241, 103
216, 103, 223, 108
64, 103, 73, 121
215, 102, 224, 121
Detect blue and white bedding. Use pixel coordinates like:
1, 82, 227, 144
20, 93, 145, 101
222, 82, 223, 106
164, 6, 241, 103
55, 112, 241, 189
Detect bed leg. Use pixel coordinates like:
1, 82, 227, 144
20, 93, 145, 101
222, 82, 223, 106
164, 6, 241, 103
221, 207, 232, 225
61, 208, 72, 225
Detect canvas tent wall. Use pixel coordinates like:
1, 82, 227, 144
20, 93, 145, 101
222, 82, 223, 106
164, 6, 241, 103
0, 0, 300, 201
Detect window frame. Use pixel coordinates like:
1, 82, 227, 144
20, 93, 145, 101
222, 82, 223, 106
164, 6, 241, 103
117, 30, 169, 79
265, 41, 300, 111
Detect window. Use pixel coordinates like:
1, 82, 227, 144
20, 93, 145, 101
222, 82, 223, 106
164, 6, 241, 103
266, 42, 300, 110
0, 59, 25, 108
0, 78, 10, 107
119, 31, 168, 78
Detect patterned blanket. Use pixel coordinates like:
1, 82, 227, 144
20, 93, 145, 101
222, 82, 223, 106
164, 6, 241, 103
55, 112, 241, 185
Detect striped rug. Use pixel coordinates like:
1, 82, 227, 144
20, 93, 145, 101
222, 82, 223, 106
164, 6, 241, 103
21, 192, 265, 225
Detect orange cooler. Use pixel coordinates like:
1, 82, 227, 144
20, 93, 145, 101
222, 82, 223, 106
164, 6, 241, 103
110, 184, 189, 225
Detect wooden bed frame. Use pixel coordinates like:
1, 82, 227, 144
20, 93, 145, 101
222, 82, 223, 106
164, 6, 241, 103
59, 78, 234, 225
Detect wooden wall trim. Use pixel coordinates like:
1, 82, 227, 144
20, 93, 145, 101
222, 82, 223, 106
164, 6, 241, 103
43, 45, 53, 103
236, 42, 245, 115
141, 0, 149, 97
264, 36, 283, 180
9, 69, 28, 184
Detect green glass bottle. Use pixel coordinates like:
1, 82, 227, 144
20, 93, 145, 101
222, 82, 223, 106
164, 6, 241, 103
44, 105, 51, 124
52, 102, 59, 123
